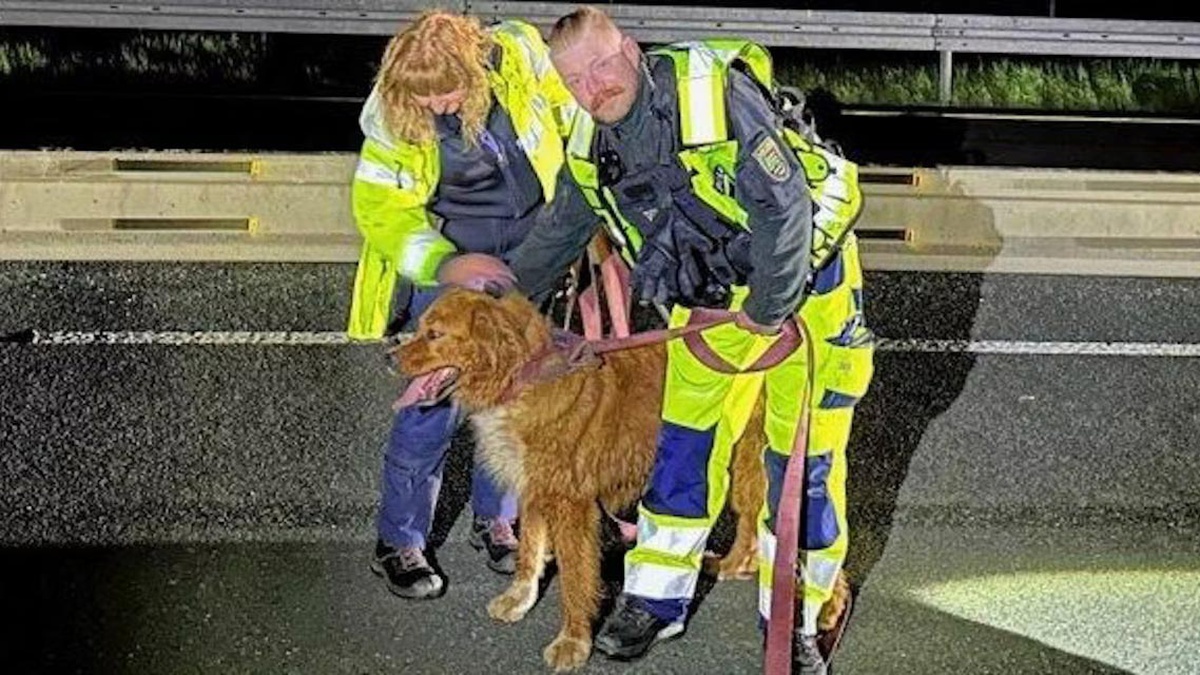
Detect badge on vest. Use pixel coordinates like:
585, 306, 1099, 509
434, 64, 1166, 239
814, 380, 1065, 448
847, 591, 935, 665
752, 135, 792, 183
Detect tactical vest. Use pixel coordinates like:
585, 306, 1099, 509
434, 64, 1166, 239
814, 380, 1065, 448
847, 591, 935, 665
564, 39, 863, 273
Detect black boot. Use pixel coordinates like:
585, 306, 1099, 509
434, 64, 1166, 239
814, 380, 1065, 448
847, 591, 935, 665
793, 632, 828, 675
370, 541, 445, 600
594, 595, 686, 661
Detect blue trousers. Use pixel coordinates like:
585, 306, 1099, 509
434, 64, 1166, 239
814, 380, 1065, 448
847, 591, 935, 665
376, 287, 517, 549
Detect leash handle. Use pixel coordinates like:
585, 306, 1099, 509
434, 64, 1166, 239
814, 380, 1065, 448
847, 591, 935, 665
683, 309, 803, 375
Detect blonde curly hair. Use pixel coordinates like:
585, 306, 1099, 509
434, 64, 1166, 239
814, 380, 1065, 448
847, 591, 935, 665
375, 10, 493, 146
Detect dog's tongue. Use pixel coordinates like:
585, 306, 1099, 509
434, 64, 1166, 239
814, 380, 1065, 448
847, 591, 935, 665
393, 367, 458, 410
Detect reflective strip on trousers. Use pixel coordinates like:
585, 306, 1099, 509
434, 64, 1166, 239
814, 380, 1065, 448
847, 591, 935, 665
623, 511, 708, 601
757, 525, 842, 621
625, 558, 703, 602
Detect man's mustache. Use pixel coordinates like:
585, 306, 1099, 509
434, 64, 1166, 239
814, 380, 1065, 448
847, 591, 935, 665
590, 86, 624, 109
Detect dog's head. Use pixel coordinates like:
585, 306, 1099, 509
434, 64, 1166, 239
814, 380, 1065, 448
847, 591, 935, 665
393, 287, 552, 410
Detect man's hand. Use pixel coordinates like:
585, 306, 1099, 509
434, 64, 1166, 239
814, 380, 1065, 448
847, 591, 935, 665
436, 253, 516, 293
735, 310, 782, 336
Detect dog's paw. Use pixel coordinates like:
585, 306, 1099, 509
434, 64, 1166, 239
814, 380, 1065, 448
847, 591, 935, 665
818, 572, 851, 632
487, 582, 536, 623
543, 634, 590, 672
717, 550, 757, 580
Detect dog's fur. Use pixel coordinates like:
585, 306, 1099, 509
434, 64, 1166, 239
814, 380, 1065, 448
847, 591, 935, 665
396, 288, 844, 671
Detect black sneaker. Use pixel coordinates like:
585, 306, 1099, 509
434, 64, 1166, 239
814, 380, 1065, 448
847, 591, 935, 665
468, 517, 518, 575
594, 595, 686, 661
793, 632, 828, 675
370, 541, 445, 600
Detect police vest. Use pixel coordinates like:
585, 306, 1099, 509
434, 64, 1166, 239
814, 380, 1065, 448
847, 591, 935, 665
564, 39, 863, 272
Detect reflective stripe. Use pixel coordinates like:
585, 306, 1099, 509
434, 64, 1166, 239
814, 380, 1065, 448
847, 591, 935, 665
555, 98, 579, 135
358, 88, 396, 149
567, 114, 595, 160
398, 229, 446, 279
497, 20, 551, 78
757, 528, 777, 618
685, 47, 719, 146
527, 38, 551, 77
813, 208, 840, 230
821, 153, 854, 203
491, 19, 560, 198
635, 512, 709, 560
756, 531, 841, 618
624, 561, 702, 601
517, 117, 545, 158
354, 158, 398, 187
624, 505, 709, 601
802, 555, 841, 596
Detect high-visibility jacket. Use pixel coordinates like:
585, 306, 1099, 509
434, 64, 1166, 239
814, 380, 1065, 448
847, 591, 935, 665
347, 20, 577, 340
563, 39, 862, 274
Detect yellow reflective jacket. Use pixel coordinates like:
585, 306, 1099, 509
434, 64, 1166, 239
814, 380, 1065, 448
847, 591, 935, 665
347, 20, 576, 340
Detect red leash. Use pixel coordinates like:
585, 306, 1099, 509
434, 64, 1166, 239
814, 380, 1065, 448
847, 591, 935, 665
497, 313, 737, 404
576, 308, 802, 376
764, 317, 816, 675
582, 312, 732, 356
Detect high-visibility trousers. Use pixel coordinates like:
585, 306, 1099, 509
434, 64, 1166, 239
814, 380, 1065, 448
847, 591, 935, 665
623, 234, 875, 631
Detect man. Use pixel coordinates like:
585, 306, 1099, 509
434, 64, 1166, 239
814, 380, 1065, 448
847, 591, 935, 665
508, 7, 874, 673
347, 11, 577, 600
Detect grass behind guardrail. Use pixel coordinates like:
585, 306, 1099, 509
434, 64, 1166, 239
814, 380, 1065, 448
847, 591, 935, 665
4, 28, 1200, 114
0, 31, 269, 85
778, 52, 1200, 112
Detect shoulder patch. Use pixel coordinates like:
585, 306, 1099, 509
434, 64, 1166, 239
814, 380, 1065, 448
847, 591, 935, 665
751, 135, 792, 183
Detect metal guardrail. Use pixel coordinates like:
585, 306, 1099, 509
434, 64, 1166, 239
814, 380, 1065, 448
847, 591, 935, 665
0, 0, 454, 35
5, 1, 1200, 55
5, 1, 1200, 102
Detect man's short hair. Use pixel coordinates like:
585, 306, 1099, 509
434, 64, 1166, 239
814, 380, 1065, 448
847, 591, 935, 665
548, 5, 620, 53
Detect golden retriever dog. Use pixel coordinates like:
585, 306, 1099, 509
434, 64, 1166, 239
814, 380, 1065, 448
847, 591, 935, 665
394, 287, 846, 671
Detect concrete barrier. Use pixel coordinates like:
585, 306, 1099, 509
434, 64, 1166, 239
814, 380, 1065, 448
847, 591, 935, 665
4, 150, 1200, 276
856, 166, 1200, 276
0, 151, 360, 262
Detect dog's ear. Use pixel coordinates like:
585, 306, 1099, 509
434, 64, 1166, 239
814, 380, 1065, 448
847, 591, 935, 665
470, 301, 527, 368
494, 292, 549, 348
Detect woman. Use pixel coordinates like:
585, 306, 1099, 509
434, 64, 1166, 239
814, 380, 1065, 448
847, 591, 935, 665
347, 10, 577, 600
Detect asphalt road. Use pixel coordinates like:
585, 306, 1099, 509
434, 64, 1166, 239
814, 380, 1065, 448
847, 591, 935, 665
2, 262, 1199, 675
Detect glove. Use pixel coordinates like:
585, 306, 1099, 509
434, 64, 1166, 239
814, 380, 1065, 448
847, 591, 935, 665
676, 245, 729, 308
630, 234, 681, 308
676, 222, 738, 306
